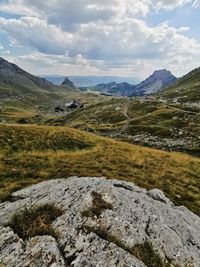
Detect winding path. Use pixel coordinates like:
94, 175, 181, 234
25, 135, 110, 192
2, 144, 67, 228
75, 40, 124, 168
113, 98, 131, 137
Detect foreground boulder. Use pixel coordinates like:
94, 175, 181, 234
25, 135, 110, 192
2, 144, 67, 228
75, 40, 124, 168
0, 177, 199, 267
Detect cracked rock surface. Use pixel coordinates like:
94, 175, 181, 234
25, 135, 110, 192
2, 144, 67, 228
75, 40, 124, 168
0, 176, 200, 267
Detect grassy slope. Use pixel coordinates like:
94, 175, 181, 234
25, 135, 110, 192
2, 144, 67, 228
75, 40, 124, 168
0, 124, 200, 216
48, 98, 127, 132
48, 98, 200, 154
0, 81, 111, 123
158, 67, 200, 102
126, 101, 200, 150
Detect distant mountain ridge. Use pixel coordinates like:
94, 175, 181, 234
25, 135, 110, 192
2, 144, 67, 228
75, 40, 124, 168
94, 82, 135, 96
85, 69, 177, 96
44, 75, 137, 87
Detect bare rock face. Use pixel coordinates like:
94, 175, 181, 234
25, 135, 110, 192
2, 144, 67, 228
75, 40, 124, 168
133, 69, 177, 95
0, 177, 200, 267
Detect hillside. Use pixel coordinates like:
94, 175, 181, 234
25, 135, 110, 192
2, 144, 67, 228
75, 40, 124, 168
159, 67, 200, 104
0, 57, 54, 92
0, 57, 81, 104
47, 67, 200, 155
0, 57, 59, 100
49, 97, 200, 155
0, 123, 200, 216
0, 58, 112, 123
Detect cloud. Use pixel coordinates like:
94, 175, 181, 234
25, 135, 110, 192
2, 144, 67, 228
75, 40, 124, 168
0, 0, 200, 78
152, 0, 192, 10
2, 15, 200, 79
1, 15, 199, 62
0, 16, 73, 55
0, 0, 40, 16
0, 0, 197, 21
0, 0, 151, 31
193, 0, 200, 7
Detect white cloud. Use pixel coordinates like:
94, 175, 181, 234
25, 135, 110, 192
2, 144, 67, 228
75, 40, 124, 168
0, 0, 200, 78
193, 0, 200, 7
152, 0, 192, 10
1, 15, 199, 63
0, 0, 197, 22
0, 16, 73, 55
2, 16, 200, 79
0, 0, 40, 16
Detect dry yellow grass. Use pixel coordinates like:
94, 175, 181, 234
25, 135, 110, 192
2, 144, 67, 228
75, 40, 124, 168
0, 124, 200, 215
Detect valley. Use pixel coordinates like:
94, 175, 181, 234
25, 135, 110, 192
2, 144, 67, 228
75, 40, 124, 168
0, 57, 200, 217
48, 97, 200, 155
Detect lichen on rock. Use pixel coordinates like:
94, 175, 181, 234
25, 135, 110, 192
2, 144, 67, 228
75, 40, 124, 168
0, 177, 199, 267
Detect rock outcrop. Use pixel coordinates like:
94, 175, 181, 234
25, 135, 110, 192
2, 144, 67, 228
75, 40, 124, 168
62, 77, 76, 88
0, 177, 200, 267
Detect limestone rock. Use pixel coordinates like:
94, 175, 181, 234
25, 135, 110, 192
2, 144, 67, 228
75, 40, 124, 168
0, 177, 200, 267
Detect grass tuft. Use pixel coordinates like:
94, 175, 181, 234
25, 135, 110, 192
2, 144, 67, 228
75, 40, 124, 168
7, 204, 62, 240
82, 191, 113, 217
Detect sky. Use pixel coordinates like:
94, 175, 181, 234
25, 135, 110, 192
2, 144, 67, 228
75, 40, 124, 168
0, 0, 200, 80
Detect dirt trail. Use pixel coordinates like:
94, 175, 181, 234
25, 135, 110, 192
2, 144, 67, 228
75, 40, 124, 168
168, 105, 200, 115
113, 98, 131, 137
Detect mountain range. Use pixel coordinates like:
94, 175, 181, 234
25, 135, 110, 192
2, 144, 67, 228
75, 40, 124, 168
44, 75, 137, 87
84, 69, 177, 96
91, 82, 135, 96
0, 57, 177, 100
1, 57, 200, 106
0, 57, 200, 218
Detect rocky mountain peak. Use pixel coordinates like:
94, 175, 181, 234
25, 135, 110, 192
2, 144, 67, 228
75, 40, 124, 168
133, 69, 177, 95
0, 177, 199, 267
151, 69, 174, 80
62, 77, 76, 88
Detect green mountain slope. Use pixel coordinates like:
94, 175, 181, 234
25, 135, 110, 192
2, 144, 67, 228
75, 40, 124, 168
0, 57, 110, 122
159, 67, 200, 103
0, 57, 81, 102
